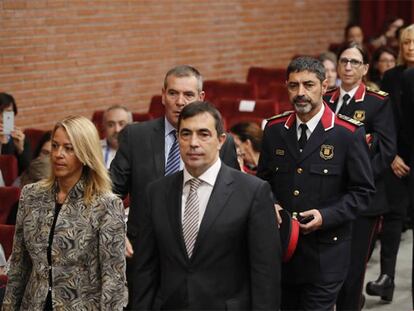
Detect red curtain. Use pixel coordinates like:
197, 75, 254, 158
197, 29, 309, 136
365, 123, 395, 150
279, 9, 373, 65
359, 0, 414, 39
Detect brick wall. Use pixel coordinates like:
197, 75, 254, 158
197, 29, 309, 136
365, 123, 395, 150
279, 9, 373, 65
0, 0, 349, 130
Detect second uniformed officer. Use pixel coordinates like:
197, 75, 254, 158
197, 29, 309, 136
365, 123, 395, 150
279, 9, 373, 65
325, 42, 397, 310
257, 56, 375, 311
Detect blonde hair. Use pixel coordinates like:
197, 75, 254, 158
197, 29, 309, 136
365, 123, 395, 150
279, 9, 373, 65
398, 24, 414, 65
44, 115, 112, 205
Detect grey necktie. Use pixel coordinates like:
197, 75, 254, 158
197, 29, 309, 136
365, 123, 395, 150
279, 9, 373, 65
183, 178, 202, 258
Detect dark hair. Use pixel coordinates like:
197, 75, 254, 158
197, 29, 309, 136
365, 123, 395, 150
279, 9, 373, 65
369, 46, 397, 82
34, 131, 52, 158
344, 23, 362, 40
178, 101, 224, 136
164, 65, 203, 92
230, 122, 263, 153
337, 42, 370, 64
319, 51, 337, 66
286, 56, 326, 82
0, 92, 18, 115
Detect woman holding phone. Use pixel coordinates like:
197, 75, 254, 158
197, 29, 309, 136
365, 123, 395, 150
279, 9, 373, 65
0, 93, 32, 174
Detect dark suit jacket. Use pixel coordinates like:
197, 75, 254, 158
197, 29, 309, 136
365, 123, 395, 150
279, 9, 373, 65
324, 84, 396, 216
401, 68, 414, 160
133, 164, 281, 310
110, 117, 239, 240
257, 105, 375, 284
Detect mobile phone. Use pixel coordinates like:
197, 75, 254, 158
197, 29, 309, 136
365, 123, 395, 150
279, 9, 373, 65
298, 215, 314, 224
3, 111, 14, 135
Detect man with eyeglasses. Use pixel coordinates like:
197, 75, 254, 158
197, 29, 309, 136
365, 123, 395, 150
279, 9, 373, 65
324, 42, 396, 311
257, 56, 375, 310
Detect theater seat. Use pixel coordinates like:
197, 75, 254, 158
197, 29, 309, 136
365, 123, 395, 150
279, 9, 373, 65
266, 82, 292, 113
203, 80, 256, 105
0, 187, 20, 224
91, 110, 105, 139
246, 67, 287, 99
24, 128, 47, 153
132, 112, 152, 122
148, 95, 164, 119
0, 155, 18, 186
0, 224, 15, 260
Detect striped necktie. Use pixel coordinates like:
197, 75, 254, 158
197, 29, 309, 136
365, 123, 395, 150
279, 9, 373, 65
183, 178, 202, 258
165, 130, 180, 176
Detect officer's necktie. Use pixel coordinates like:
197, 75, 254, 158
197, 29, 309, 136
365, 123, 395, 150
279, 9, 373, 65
338, 93, 351, 115
183, 178, 202, 258
165, 130, 180, 176
298, 123, 308, 152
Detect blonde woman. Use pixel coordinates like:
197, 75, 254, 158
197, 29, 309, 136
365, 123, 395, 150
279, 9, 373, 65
2, 116, 127, 310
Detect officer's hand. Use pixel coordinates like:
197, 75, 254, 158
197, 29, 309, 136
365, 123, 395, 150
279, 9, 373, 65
391, 155, 410, 178
299, 209, 322, 235
274, 204, 283, 228
125, 236, 134, 258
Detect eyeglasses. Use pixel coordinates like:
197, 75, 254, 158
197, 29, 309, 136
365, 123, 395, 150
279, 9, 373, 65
339, 58, 364, 68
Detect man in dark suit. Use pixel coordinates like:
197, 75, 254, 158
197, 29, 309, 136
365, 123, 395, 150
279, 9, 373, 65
257, 56, 375, 310
324, 42, 396, 310
133, 101, 281, 310
110, 65, 240, 308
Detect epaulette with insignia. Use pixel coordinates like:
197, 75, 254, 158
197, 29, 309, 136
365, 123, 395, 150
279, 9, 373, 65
366, 86, 388, 97
266, 110, 294, 122
337, 114, 364, 127
325, 87, 339, 95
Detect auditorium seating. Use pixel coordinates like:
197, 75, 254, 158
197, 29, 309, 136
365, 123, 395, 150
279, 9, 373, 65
91, 110, 105, 139
266, 82, 292, 113
24, 128, 47, 154
148, 95, 164, 118
246, 67, 287, 99
132, 112, 152, 122
0, 224, 15, 260
0, 155, 18, 186
0, 187, 20, 224
203, 80, 256, 105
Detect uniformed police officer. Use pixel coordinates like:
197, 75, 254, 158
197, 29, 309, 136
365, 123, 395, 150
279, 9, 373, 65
257, 56, 375, 311
324, 42, 397, 310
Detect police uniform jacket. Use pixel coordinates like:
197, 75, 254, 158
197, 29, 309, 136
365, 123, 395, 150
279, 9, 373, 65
257, 104, 375, 284
324, 83, 396, 216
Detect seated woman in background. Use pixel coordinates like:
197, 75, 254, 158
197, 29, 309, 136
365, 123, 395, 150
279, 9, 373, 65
368, 46, 397, 89
0, 93, 32, 174
319, 51, 340, 91
2, 115, 127, 311
230, 121, 263, 175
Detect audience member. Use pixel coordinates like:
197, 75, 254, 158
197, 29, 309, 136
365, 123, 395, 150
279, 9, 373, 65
257, 56, 375, 310
369, 46, 397, 89
371, 17, 405, 50
365, 24, 414, 304
0, 93, 32, 174
133, 101, 281, 310
2, 115, 127, 310
101, 105, 132, 169
319, 51, 340, 91
324, 42, 396, 310
345, 23, 365, 46
109, 65, 239, 309
230, 121, 263, 175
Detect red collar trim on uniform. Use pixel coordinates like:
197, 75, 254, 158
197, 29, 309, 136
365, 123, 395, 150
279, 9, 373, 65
284, 113, 296, 129
328, 88, 340, 103
354, 83, 366, 102
321, 103, 335, 131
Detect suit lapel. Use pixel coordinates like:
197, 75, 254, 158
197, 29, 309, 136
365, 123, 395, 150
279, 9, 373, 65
280, 119, 300, 160
191, 165, 234, 258
152, 118, 166, 177
166, 172, 189, 259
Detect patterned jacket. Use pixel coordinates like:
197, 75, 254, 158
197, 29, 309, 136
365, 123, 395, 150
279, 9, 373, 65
2, 179, 127, 311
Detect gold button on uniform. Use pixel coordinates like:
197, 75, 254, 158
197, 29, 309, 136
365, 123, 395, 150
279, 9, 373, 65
333, 237, 338, 241
297, 168, 303, 174
323, 169, 328, 174
293, 190, 300, 196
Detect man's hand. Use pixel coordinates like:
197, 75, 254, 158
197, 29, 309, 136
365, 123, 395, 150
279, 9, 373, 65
274, 204, 283, 227
299, 209, 322, 234
391, 155, 410, 178
125, 236, 134, 258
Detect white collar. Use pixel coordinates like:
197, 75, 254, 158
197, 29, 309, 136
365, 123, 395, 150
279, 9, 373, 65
183, 158, 221, 187
296, 103, 325, 133
340, 85, 359, 101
